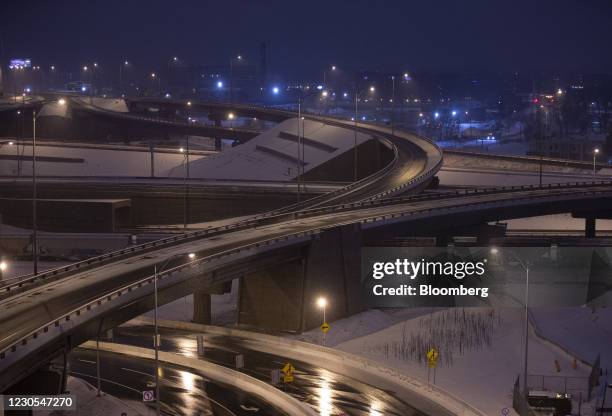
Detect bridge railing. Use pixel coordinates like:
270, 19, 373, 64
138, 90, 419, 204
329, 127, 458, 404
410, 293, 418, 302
3, 182, 612, 373
4, 179, 612, 299
0, 105, 436, 296
0, 227, 319, 370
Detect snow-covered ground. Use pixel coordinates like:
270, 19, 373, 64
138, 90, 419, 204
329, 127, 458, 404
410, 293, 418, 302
0, 143, 206, 177
34, 376, 154, 416
295, 307, 602, 415
531, 307, 612, 370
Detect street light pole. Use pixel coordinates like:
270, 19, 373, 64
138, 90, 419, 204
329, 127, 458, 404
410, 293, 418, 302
32, 109, 38, 276
593, 148, 600, 177
317, 297, 327, 346
153, 264, 160, 416
183, 137, 190, 229
391, 75, 396, 135
297, 97, 301, 203
354, 87, 358, 182
523, 264, 530, 399
151, 252, 195, 415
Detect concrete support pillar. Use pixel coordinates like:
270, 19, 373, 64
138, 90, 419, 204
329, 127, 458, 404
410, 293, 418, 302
192, 290, 212, 324
237, 224, 363, 333
585, 217, 596, 238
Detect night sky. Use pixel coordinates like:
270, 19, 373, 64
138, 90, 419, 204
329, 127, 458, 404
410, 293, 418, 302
1, 0, 612, 78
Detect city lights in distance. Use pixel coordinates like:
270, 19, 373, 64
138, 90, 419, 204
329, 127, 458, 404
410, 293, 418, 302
217, 81, 223, 88
272, 86, 279, 94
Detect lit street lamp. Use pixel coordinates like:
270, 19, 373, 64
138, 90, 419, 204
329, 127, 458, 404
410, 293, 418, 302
0, 260, 7, 280
352, 85, 377, 181
152, 252, 196, 415
229, 55, 243, 105
593, 148, 600, 177
151, 72, 161, 96
323, 64, 337, 87
119, 61, 130, 94
180, 132, 191, 229
30, 98, 67, 275
317, 296, 328, 346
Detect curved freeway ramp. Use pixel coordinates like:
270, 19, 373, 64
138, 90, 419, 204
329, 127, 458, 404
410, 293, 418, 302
2, 181, 612, 401
71, 97, 443, 208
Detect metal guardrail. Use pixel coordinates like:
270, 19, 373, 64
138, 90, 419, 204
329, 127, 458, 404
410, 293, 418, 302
3, 178, 612, 298
4, 99, 612, 380
72, 98, 258, 136
3, 182, 612, 367
0, 103, 440, 295
445, 148, 611, 170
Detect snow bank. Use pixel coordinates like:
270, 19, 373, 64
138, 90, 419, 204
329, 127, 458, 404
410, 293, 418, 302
336, 308, 592, 415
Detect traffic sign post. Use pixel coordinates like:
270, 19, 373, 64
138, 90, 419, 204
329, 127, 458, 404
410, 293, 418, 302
282, 363, 295, 376
271, 369, 281, 385
426, 348, 439, 385
282, 362, 295, 383
196, 334, 205, 356
142, 390, 155, 402
235, 354, 244, 369
320, 321, 330, 346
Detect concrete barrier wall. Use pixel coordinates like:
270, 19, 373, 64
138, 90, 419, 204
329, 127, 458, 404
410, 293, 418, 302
80, 340, 316, 416
131, 317, 486, 416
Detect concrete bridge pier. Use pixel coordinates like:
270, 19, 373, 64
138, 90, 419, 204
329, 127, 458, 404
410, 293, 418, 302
585, 216, 596, 238
192, 281, 231, 324
236, 224, 364, 333
572, 211, 610, 238
193, 290, 212, 324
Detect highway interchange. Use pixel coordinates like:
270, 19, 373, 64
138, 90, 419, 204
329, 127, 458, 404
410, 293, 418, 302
1, 97, 610, 415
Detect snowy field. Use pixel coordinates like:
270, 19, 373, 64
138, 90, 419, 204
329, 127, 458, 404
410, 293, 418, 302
295, 307, 606, 415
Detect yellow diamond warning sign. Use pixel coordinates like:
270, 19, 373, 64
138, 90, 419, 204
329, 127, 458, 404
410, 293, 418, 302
427, 348, 439, 368
282, 362, 295, 376
320, 322, 330, 334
